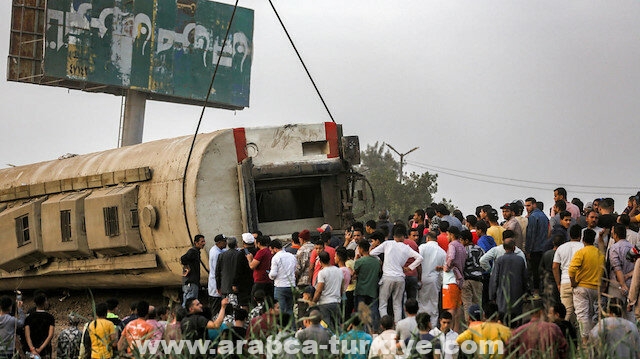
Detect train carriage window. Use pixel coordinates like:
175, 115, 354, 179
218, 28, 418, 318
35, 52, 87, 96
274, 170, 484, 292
60, 210, 72, 242
16, 214, 30, 247
103, 206, 120, 237
131, 209, 139, 228
256, 181, 323, 222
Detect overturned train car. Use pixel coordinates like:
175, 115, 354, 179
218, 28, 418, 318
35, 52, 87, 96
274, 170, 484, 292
0, 123, 364, 290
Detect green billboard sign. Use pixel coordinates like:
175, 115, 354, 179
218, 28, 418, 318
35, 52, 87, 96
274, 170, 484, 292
43, 0, 253, 109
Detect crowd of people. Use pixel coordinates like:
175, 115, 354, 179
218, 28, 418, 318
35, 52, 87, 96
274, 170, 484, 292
2, 188, 640, 358
179, 187, 640, 358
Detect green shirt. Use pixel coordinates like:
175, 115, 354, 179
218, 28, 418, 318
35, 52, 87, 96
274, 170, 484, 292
354, 255, 381, 297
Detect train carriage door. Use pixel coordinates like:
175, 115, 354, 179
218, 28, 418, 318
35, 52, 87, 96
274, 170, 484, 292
237, 157, 259, 233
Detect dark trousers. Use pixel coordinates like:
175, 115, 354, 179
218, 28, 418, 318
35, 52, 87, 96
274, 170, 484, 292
343, 290, 355, 322
355, 295, 380, 332
481, 273, 491, 307
209, 296, 222, 315
529, 252, 543, 292
405, 275, 419, 301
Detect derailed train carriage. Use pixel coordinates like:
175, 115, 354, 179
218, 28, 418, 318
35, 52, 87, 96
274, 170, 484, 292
0, 122, 367, 290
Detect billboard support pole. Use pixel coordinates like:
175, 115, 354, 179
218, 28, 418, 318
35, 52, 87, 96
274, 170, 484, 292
119, 90, 147, 147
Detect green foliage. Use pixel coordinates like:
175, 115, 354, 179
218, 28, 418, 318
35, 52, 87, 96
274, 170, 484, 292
357, 142, 453, 221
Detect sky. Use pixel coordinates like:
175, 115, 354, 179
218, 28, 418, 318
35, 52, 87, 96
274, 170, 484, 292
1, 0, 639, 219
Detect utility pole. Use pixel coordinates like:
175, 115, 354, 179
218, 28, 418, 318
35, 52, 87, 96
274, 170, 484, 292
385, 143, 419, 184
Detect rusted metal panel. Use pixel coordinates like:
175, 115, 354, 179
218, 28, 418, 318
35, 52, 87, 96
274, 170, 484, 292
8, 0, 46, 83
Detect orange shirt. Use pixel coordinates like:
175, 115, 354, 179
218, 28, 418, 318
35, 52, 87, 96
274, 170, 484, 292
121, 318, 154, 353
437, 232, 449, 252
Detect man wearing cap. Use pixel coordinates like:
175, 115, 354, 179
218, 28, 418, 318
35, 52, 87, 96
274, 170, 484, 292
501, 203, 523, 251
467, 304, 482, 327
268, 239, 297, 315
241, 233, 258, 256
180, 234, 206, 307
317, 224, 340, 248
215, 237, 254, 308
208, 234, 228, 314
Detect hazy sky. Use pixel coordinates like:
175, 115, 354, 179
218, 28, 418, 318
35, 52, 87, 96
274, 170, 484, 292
2, 0, 639, 218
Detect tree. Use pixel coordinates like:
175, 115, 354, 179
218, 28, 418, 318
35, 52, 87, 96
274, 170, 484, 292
356, 142, 454, 221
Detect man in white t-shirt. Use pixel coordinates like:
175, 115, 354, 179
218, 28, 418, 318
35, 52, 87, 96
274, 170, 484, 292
311, 250, 344, 329
553, 224, 584, 322
370, 225, 423, 323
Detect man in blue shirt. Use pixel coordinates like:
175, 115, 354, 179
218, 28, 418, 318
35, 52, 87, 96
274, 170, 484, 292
525, 197, 550, 294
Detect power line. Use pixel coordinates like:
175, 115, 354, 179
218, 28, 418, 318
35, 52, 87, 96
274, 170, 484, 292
406, 160, 637, 190
406, 161, 632, 196
268, 0, 336, 123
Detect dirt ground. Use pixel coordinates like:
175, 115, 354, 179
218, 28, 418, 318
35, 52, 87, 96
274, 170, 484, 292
7, 287, 175, 358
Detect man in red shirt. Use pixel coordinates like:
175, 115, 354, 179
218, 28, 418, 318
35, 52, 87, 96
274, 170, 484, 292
437, 221, 450, 252
246, 235, 274, 303
308, 237, 336, 285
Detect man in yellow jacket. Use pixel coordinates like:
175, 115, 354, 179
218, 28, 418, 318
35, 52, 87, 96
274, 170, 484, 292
568, 228, 605, 344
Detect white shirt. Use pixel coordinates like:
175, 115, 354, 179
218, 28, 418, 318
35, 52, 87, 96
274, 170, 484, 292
582, 226, 603, 242
429, 327, 459, 359
368, 329, 398, 358
208, 245, 226, 297
418, 241, 446, 281
627, 229, 639, 247
479, 245, 526, 272
269, 250, 297, 288
396, 316, 417, 341
317, 265, 343, 305
370, 240, 423, 278
553, 241, 584, 284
